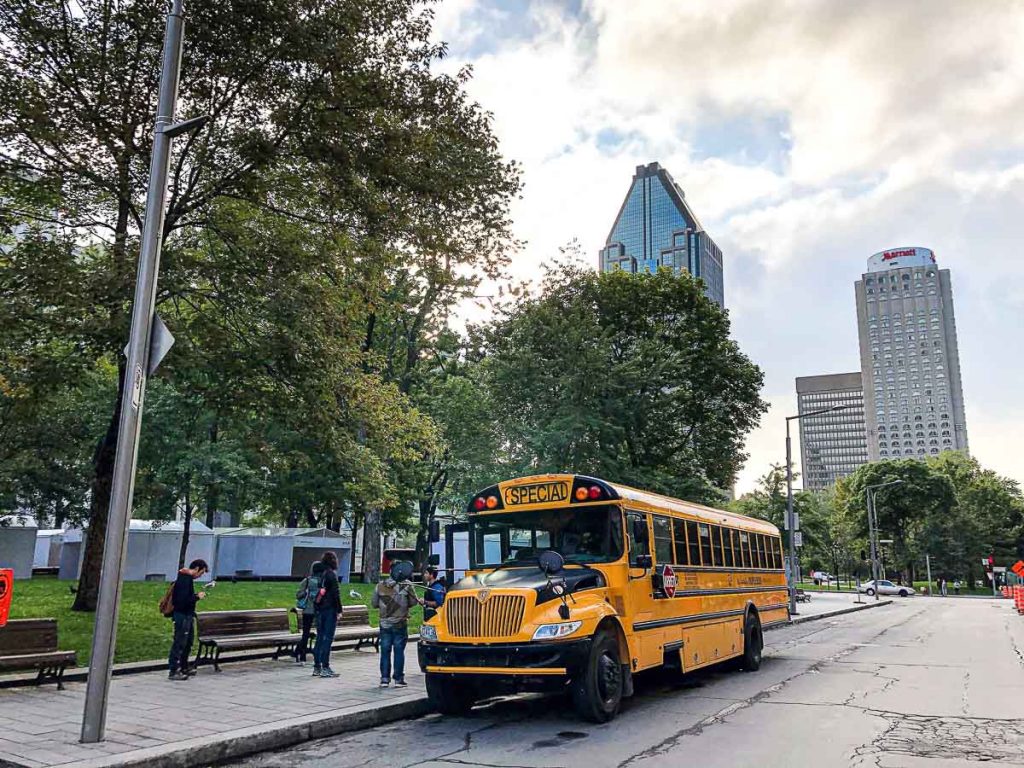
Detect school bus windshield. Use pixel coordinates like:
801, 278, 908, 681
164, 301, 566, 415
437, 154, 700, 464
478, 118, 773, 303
470, 505, 624, 568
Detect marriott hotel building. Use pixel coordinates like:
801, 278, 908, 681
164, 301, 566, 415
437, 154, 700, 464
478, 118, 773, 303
854, 247, 969, 461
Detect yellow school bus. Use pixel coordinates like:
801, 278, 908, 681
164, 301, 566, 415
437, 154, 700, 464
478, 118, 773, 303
417, 474, 788, 721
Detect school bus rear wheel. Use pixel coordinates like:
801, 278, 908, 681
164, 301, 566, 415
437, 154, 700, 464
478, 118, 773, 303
571, 631, 622, 723
741, 612, 763, 671
426, 673, 476, 715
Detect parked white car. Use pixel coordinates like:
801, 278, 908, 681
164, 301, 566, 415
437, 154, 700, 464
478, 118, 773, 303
858, 579, 915, 597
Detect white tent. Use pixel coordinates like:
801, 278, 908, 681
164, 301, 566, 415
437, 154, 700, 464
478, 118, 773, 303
214, 527, 352, 581
33, 529, 64, 568
0, 516, 37, 579
59, 520, 215, 582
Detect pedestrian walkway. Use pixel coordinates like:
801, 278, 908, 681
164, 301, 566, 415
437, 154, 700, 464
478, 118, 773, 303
0, 648, 427, 768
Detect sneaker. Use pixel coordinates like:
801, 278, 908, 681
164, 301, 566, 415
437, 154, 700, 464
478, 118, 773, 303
320, 668, 338, 679
380, 679, 390, 688
394, 678, 408, 687
168, 672, 188, 681
312, 667, 322, 677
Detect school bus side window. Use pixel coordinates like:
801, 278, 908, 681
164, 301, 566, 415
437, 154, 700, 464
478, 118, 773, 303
755, 534, 766, 569
723, 528, 735, 568
698, 523, 713, 566
627, 511, 649, 566
686, 520, 701, 565
738, 531, 749, 568
673, 518, 689, 565
773, 536, 783, 569
652, 515, 673, 564
711, 525, 724, 567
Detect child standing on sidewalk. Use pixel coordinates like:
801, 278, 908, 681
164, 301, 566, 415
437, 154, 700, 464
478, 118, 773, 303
294, 561, 324, 665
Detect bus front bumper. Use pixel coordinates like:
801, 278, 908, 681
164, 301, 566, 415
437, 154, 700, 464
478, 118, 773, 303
418, 638, 592, 680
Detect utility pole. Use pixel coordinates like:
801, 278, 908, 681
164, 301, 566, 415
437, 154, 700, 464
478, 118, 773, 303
866, 488, 879, 600
81, 0, 206, 743
926, 553, 933, 597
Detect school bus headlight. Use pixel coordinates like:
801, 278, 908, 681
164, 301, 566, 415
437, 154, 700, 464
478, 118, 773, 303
532, 621, 583, 641
420, 623, 438, 642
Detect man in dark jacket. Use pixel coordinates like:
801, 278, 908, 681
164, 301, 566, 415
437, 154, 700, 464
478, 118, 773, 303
312, 551, 343, 678
167, 559, 208, 681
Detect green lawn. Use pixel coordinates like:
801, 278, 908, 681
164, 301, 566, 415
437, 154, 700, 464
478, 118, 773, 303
6, 577, 421, 667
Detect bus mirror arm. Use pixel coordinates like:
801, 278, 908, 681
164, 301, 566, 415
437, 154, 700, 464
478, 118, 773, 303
629, 554, 653, 580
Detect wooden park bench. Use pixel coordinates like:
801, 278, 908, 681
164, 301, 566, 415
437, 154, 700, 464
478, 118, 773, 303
0, 618, 77, 689
194, 608, 300, 672
795, 588, 812, 603
291, 604, 380, 652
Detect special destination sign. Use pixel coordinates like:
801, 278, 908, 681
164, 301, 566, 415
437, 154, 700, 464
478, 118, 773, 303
503, 481, 570, 507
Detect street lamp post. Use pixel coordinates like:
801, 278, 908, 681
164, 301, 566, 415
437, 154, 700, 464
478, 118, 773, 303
785, 404, 852, 616
80, 0, 207, 744
864, 480, 903, 601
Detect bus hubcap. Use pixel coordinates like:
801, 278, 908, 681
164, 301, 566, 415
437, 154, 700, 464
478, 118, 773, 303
598, 653, 621, 703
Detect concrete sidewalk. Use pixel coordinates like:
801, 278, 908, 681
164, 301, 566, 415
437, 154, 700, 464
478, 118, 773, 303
0, 598, 894, 768
0, 648, 428, 768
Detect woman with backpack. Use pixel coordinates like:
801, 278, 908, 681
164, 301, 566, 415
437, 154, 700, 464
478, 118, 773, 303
312, 551, 343, 678
293, 561, 325, 665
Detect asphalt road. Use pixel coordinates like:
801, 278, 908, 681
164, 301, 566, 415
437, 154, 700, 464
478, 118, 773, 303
223, 598, 1024, 768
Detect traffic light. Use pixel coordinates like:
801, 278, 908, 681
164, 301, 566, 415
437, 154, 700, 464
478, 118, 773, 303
988, 554, 995, 567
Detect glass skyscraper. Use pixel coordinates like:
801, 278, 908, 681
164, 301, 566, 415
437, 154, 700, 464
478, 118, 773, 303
599, 162, 725, 308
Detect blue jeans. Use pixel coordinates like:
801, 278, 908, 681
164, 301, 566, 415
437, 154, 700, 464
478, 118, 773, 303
168, 612, 194, 673
313, 610, 337, 669
379, 625, 408, 682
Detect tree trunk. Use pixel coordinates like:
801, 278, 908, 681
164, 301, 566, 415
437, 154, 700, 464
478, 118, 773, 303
414, 497, 434, 572
177, 481, 193, 570
72, 360, 126, 612
362, 508, 382, 584
204, 420, 219, 528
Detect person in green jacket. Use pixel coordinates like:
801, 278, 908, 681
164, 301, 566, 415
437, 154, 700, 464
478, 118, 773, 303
371, 561, 421, 687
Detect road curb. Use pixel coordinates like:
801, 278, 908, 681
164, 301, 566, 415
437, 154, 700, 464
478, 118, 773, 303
8, 696, 433, 768
766, 599, 893, 631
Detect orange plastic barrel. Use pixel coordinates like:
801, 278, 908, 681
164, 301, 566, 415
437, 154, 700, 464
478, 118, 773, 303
0, 569, 11, 627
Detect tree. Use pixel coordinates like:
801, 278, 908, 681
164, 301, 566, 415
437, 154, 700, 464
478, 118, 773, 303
842, 459, 956, 583
1, 0, 519, 604
480, 264, 767, 502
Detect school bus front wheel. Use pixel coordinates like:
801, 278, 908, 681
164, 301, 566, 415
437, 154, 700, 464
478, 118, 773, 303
425, 672, 477, 715
570, 629, 623, 722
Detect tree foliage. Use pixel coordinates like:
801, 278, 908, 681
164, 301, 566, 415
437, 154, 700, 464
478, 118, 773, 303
479, 263, 767, 503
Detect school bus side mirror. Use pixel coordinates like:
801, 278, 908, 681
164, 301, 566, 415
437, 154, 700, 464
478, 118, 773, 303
635, 554, 653, 571
428, 519, 441, 543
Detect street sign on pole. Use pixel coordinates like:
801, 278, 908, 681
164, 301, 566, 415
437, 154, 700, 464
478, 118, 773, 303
793, 531, 803, 548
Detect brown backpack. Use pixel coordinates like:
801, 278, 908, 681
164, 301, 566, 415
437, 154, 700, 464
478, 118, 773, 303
158, 584, 175, 618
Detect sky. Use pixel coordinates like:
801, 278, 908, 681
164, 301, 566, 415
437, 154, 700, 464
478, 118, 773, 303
429, 0, 1024, 495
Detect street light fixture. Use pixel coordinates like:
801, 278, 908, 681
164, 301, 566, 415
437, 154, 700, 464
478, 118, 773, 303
865, 480, 903, 600
785, 403, 853, 615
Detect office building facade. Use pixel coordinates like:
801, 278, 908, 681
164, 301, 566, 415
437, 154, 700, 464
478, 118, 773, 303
854, 247, 969, 461
599, 161, 725, 308
795, 373, 869, 491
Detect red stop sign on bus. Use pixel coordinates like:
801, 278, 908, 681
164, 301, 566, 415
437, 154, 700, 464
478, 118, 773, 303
661, 564, 677, 598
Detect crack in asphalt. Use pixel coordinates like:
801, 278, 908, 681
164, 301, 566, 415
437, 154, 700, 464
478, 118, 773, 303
855, 711, 1024, 765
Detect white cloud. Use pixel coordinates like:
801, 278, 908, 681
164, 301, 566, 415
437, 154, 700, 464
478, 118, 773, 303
434, 0, 1024, 493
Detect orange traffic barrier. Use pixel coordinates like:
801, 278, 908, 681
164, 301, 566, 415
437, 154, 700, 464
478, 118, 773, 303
1016, 585, 1024, 615
1003, 586, 1010, 599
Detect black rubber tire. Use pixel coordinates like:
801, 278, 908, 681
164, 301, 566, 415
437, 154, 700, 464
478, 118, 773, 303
741, 613, 763, 671
571, 631, 623, 723
866, 588, 876, 596
898, 589, 908, 597
425, 673, 476, 716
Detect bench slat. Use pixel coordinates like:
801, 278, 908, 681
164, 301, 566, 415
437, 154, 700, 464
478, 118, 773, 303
0, 619, 59, 656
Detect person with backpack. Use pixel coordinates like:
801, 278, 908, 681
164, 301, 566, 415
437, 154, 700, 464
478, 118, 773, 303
312, 551, 343, 678
293, 561, 325, 665
372, 561, 421, 687
166, 559, 208, 681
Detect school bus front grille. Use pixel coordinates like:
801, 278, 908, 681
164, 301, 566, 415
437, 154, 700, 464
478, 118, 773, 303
445, 594, 526, 638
